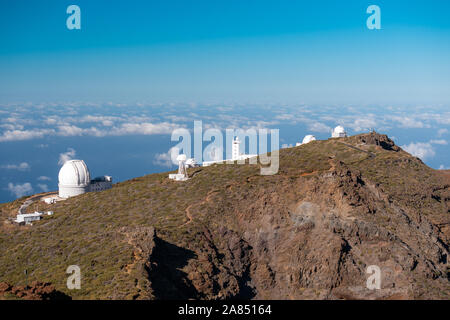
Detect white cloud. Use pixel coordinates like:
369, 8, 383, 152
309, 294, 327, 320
7, 182, 33, 198
37, 176, 51, 181
57, 125, 106, 137
439, 165, 449, 170
57, 125, 85, 136
44, 117, 58, 125
111, 122, 178, 136
401, 142, 435, 160
153, 147, 179, 167
1, 162, 30, 171
392, 116, 425, 128
37, 184, 49, 192
308, 122, 331, 133
429, 139, 447, 145
0, 129, 55, 142
346, 118, 378, 132
436, 116, 450, 125
437, 129, 448, 137
77, 115, 119, 126
275, 114, 294, 121
58, 148, 76, 165
0, 114, 181, 142
0, 123, 24, 130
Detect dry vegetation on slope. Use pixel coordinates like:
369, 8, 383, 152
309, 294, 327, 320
0, 132, 449, 299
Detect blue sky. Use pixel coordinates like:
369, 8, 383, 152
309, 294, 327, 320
0, 1, 449, 202
0, 0, 449, 103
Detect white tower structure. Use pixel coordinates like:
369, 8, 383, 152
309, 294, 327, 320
332, 126, 347, 138
202, 136, 257, 167
169, 154, 189, 181
58, 160, 91, 198
232, 137, 241, 160
177, 154, 187, 177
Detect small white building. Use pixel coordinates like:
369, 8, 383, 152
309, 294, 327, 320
43, 198, 55, 204
42, 196, 58, 204
332, 126, 347, 138
15, 211, 53, 225
168, 174, 188, 181
15, 212, 43, 225
89, 176, 113, 192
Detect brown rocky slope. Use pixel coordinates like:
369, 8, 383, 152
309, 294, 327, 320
0, 132, 448, 299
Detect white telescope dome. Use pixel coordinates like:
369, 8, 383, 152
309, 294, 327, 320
302, 135, 316, 144
334, 126, 345, 134
185, 158, 197, 167
176, 154, 187, 161
58, 160, 91, 198
59, 160, 90, 186
332, 125, 347, 138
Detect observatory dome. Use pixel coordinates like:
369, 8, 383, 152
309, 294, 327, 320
332, 125, 347, 138
59, 160, 90, 186
334, 126, 345, 134
302, 135, 316, 144
58, 160, 91, 198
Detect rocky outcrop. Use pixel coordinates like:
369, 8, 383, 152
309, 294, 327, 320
0, 281, 71, 300
356, 132, 400, 151
119, 226, 156, 299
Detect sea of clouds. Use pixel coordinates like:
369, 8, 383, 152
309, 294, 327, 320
0, 102, 448, 201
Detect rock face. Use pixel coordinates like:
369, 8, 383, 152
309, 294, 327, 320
118, 226, 157, 299
356, 132, 400, 152
0, 281, 71, 300
0, 132, 448, 299
234, 159, 448, 299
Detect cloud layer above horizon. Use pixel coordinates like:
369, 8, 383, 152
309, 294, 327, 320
0, 102, 448, 202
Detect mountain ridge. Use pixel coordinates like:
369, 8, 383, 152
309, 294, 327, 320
0, 132, 449, 299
